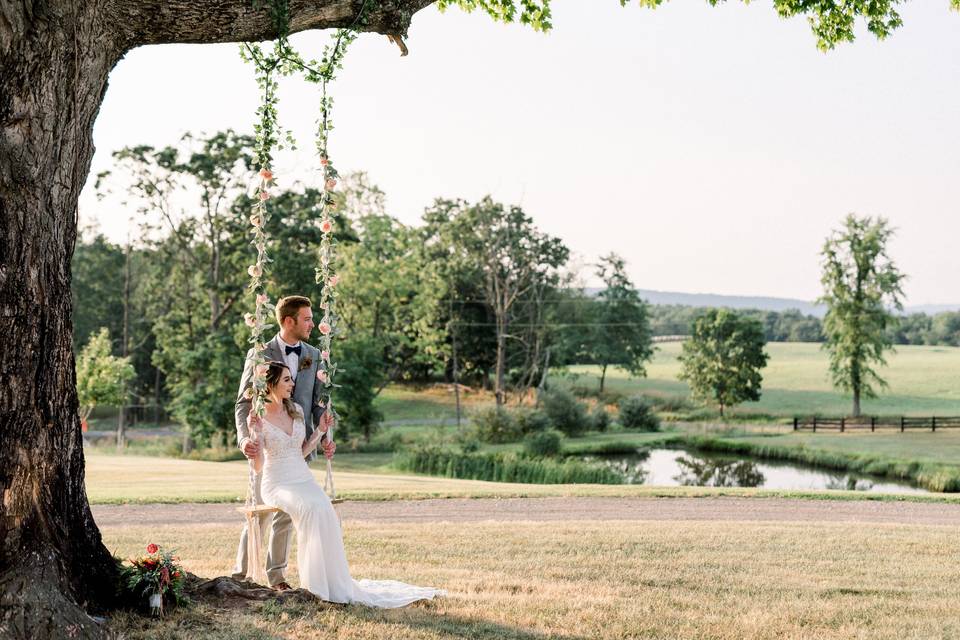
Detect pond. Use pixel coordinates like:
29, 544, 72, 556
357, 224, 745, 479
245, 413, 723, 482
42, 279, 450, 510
587, 448, 930, 495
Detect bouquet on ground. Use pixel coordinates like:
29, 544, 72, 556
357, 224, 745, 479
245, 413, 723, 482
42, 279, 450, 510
121, 543, 187, 615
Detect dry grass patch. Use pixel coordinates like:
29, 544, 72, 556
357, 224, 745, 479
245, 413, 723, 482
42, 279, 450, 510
102, 519, 960, 639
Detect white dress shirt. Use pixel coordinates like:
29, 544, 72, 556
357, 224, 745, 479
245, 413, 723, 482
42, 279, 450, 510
277, 335, 302, 380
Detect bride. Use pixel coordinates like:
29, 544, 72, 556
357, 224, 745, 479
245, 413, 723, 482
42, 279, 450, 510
249, 360, 445, 607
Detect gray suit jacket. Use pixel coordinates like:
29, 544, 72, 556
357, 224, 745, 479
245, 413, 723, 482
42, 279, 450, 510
235, 334, 326, 458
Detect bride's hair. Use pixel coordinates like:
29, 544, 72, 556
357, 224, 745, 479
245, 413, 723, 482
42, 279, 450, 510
265, 361, 300, 420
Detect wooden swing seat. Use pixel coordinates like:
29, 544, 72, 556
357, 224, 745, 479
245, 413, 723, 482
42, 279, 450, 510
236, 504, 281, 515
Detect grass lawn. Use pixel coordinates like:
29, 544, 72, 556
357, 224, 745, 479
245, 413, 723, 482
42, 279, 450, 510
103, 519, 960, 639
83, 449, 960, 504
563, 342, 960, 417
375, 384, 493, 423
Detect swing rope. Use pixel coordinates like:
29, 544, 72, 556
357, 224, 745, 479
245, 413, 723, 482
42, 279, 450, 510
237, 1, 369, 556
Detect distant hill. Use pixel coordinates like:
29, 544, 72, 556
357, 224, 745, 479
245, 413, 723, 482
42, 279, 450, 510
585, 288, 959, 318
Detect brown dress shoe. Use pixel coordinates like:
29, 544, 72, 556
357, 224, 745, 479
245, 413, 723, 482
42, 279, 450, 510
271, 581, 293, 592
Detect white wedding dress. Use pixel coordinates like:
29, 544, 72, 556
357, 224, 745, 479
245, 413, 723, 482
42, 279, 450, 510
259, 410, 445, 607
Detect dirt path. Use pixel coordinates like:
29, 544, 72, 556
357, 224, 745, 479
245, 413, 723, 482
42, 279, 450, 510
92, 497, 960, 528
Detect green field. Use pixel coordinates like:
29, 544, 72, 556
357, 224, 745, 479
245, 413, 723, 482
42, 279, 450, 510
563, 342, 960, 417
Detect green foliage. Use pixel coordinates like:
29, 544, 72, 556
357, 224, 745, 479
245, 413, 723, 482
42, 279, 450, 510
394, 445, 623, 484
438, 0, 930, 50
523, 429, 564, 458
541, 389, 588, 437
421, 197, 570, 403
71, 233, 125, 349
335, 336, 386, 442
76, 328, 136, 422
819, 214, 905, 416
582, 253, 654, 392
678, 309, 769, 417
649, 304, 824, 343
515, 408, 551, 434
617, 395, 660, 431
336, 176, 447, 382
472, 406, 523, 444
155, 330, 243, 446
590, 406, 611, 433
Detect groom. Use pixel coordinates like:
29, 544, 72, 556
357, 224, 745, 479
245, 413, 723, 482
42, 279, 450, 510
232, 294, 334, 590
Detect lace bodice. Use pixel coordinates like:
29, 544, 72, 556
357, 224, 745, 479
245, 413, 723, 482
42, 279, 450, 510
260, 411, 305, 462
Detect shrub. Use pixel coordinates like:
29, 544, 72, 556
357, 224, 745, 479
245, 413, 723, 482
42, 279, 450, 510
347, 429, 405, 453
523, 429, 564, 457
648, 395, 694, 413
541, 389, 588, 437
515, 408, 551, 435
472, 406, 523, 443
590, 407, 611, 432
394, 445, 622, 484
618, 396, 660, 431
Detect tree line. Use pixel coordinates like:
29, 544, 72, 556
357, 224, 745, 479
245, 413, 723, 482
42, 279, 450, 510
74, 132, 945, 445
650, 304, 960, 347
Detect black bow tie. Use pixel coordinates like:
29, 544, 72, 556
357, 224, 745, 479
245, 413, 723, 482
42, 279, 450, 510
285, 344, 302, 356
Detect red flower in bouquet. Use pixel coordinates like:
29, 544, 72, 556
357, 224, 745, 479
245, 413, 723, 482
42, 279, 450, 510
146, 543, 159, 554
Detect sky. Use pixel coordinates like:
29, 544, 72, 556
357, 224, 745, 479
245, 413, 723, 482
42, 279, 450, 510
79, 1, 960, 305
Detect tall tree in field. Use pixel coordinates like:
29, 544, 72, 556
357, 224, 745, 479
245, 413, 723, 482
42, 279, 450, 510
587, 253, 653, 393
678, 309, 769, 417
818, 214, 905, 417
426, 197, 568, 405
0, 0, 936, 635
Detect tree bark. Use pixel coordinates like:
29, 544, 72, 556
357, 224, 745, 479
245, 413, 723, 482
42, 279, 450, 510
494, 318, 507, 407
0, 0, 433, 637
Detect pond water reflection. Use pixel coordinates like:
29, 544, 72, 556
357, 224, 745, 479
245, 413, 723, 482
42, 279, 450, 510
587, 449, 930, 495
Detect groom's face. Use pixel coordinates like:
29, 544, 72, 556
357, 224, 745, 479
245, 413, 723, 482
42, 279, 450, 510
291, 307, 314, 341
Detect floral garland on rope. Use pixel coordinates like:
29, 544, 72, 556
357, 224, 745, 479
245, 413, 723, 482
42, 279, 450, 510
240, 0, 368, 440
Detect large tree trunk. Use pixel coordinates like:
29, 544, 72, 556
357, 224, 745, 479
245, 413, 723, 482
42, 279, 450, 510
0, 1, 431, 637
0, 4, 121, 637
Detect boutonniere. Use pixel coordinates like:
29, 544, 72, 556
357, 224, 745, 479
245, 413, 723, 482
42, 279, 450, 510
298, 356, 313, 372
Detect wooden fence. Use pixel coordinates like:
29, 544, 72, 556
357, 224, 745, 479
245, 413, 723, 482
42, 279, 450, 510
793, 416, 960, 433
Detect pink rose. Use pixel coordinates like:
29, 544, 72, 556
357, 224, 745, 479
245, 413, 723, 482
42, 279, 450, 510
320, 157, 329, 166
256, 293, 268, 305
244, 313, 256, 328
325, 178, 337, 190
316, 370, 328, 383
146, 543, 159, 555
318, 322, 332, 336
259, 168, 273, 181
259, 191, 270, 201
320, 350, 330, 362
255, 363, 269, 376
247, 264, 262, 278
328, 275, 339, 287
320, 219, 333, 234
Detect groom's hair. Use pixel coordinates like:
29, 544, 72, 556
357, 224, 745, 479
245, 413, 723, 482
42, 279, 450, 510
276, 295, 312, 327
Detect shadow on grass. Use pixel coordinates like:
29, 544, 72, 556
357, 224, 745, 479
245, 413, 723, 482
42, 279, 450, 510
106, 575, 588, 640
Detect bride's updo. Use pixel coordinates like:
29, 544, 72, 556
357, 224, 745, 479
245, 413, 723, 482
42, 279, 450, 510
265, 361, 300, 419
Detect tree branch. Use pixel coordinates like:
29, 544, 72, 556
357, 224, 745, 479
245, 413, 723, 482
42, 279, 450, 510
111, 0, 438, 49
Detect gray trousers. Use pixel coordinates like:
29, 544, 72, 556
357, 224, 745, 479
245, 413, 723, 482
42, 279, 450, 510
232, 472, 293, 586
